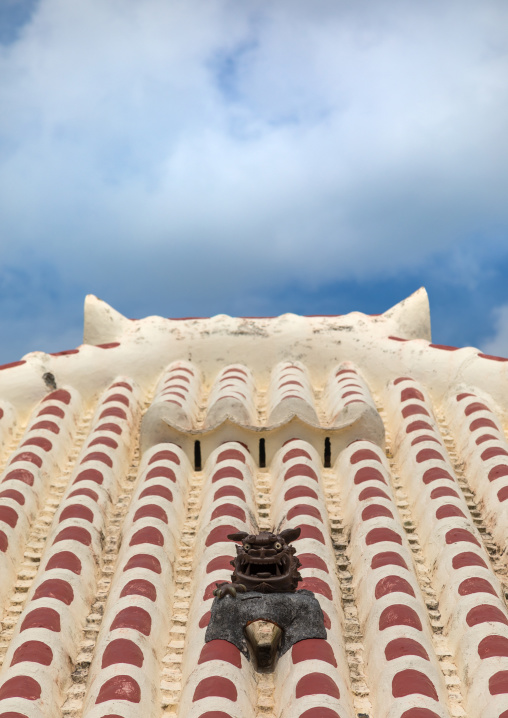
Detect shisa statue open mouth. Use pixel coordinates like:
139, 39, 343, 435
213, 527, 302, 597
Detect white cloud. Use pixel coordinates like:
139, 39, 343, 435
1, 0, 508, 319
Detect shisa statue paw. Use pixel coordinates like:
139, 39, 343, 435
213, 581, 247, 599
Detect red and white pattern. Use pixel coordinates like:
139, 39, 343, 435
83, 442, 191, 718
336, 439, 450, 718
0, 387, 82, 616
387, 377, 508, 718
271, 439, 354, 718
178, 442, 258, 718
268, 362, 318, 426
151, 360, 201, 430
324, 362, 377, 424
205, 364, 257, 429
0, 379, 140, 718
445, 389, 508, 547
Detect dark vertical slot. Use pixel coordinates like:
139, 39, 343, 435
259, 438, 266, 468
324, 437, 331, 468
194, 440, 202, 471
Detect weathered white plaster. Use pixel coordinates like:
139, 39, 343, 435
7, 287, 508, 426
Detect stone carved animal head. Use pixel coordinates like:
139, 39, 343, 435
227, 528, 302, 593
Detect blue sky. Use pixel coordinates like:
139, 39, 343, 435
1, 0, 508, 363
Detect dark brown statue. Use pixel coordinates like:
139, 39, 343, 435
213, 527, 302, 598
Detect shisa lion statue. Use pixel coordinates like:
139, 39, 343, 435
213, 527, 302, 598
206, 526, 327, 663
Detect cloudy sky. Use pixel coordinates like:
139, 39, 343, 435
1, 0, 508, 363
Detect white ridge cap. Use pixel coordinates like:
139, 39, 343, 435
82, 287, 431, 346
83, 294, 131, 345
382, 286, 431, 341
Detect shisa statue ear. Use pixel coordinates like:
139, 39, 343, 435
227, 532, 249, 542
279, 527, 301, 544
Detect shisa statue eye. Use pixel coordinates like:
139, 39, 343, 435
243, 543, 251, 550
274, 541, 282, 550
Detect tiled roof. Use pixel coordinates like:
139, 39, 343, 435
0, 288, 508, 717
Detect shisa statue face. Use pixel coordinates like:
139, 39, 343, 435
227, 527, 302, 594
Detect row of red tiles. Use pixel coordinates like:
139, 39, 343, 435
0, 379, 140, 718
0, 388, 81, 616
339, 440, 448, 718
388, 378, 508, 717
82, 445, 190, 715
